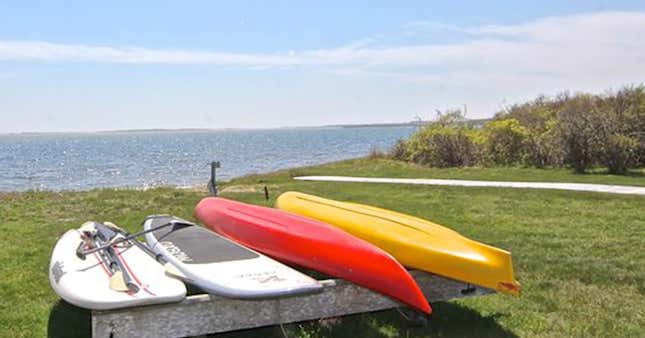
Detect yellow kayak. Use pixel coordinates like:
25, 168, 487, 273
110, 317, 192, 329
276, 191, 520, 295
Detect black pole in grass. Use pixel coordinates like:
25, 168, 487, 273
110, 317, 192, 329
208, 161, 221, 196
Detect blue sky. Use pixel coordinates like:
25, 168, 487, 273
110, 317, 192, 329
1, 1, 645, 133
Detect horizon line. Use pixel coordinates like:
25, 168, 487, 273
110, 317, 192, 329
0, 120, 441, 136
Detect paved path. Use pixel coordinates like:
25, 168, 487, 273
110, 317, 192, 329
293, 176, 645, 196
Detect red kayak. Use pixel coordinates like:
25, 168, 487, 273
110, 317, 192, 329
195, 197, 431, 314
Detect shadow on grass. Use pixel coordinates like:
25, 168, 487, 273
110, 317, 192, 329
214, 301, 517, 338
47, 300, 90, 338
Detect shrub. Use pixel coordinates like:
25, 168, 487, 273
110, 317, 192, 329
392, 84, 645, 174
523, 119, 565, 167
367, 147, 388, 159
600, 85, 645, 169
389, 139, 408, 161
601, 134, 639, 174
482, 119, 530, 165
495, 95, 557, 132
406, 125, 478, 167
555, 94, 605, 173
405, 110, 478, 167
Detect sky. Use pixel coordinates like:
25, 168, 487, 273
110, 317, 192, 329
1, 1, 645, 133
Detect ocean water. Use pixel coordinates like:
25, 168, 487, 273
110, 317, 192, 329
0, 127, 414, 191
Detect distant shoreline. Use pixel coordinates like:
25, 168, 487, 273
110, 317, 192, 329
0, 122, 422, 136
1, 118, 496, 136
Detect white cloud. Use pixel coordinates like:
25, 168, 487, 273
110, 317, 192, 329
0, 40, 299, 66
1, 11, 644, 74
1, 11, 644, 120
468, 11, 645, 43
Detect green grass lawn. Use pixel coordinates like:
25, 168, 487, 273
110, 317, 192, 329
269, 157, 645, 186
1, 158, 643, 337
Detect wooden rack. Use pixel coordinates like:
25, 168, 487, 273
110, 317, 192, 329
92, 271, 493, 337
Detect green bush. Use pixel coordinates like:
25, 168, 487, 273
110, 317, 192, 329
482, 119, 530, 165
600, 85, 645, 170
524, 122, 564, 167
392, 84, 645, 174
554, 94, 605, 173
367, 147, 388, 159
601, 134, 639, 174
389, 139, 408, 161
496, 98, 563, 167
405, 111, 478, 167
494, 95, 557, 132
407, 126, 478, 167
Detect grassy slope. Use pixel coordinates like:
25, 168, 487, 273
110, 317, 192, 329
1, 158, 643, 337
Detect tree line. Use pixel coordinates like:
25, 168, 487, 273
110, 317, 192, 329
391, 85, 645, 174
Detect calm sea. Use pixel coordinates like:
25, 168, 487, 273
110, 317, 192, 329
0, 127, 413, 191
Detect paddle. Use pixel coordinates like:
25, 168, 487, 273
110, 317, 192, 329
102, 222, 161, 259
102, 221, 189, 279
76, 219, 192, 259
108, 271, 129, 292
93, 224, 140, 293
75, 223, 128, 291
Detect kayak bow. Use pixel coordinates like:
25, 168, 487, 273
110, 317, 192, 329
276, 191, 521, 296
